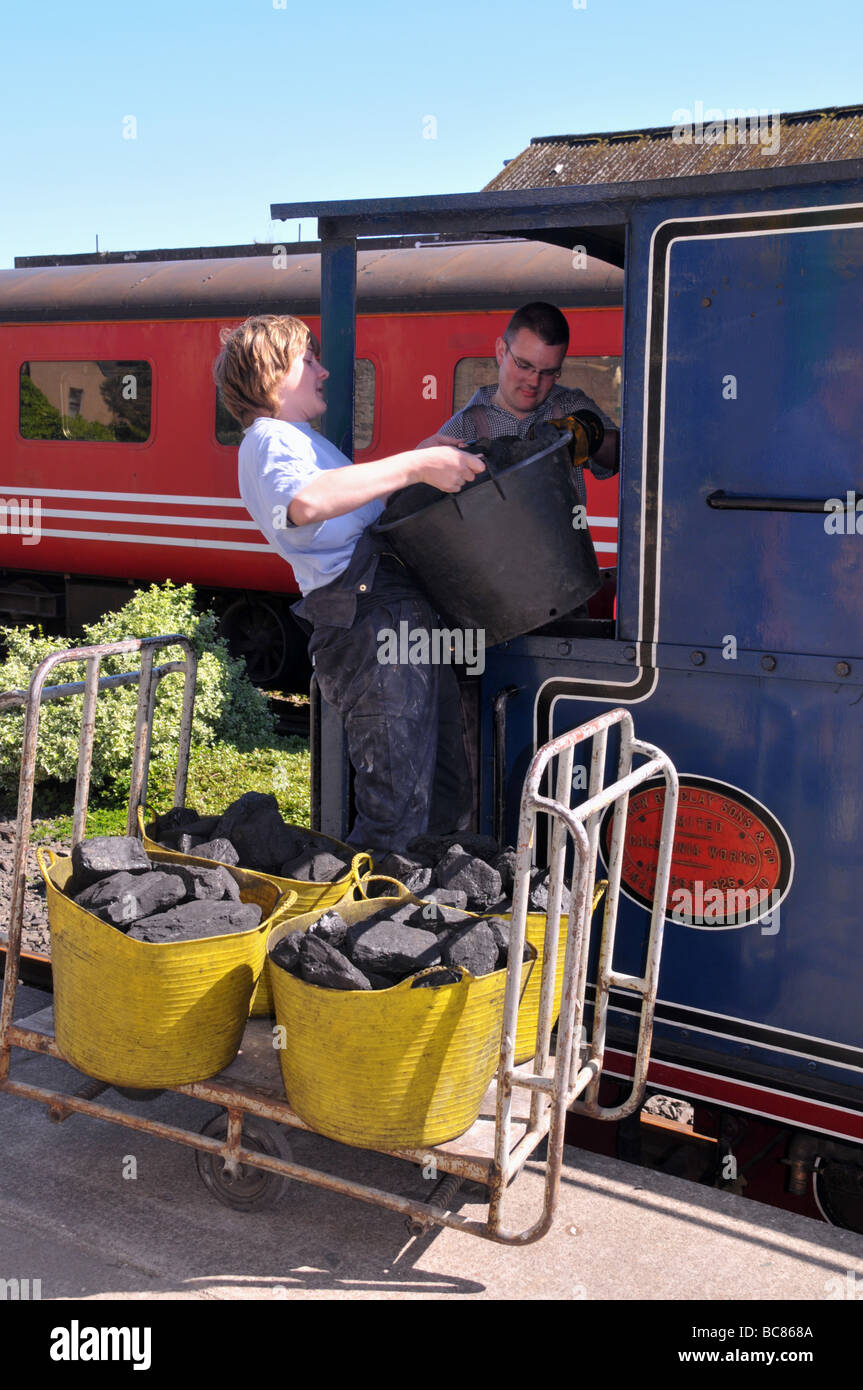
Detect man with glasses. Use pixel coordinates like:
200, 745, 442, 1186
432, 301, 619, 505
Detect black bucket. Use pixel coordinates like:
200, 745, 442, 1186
373, 429, 601, 647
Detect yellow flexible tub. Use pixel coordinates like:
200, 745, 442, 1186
350, 869, 608, 1065
267, 886, 535, 1150
38, 846, 296, 1088
138, 806, 370, 1016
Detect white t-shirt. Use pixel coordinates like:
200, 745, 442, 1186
238, 418, 384, 595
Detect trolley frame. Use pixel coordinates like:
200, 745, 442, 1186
0, 638, 678, 1245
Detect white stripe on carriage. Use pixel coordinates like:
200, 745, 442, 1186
38, 508, 259, 529
36, 528, 272, 551
594, 542, 618, 554
0, 485, 246, 506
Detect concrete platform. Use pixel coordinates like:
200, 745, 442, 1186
2, 987, 863, 1302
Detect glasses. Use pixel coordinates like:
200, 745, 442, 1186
504, 342, 562, 381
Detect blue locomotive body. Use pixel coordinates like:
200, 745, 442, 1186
281, 162, 863, 1211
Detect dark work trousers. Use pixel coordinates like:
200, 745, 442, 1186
309, 596, 473, 853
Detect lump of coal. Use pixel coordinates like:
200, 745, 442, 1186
480, 915, 532, 967
406, 901, 473, 935
148, 806, 199, 838
307, 909, 350, 951
420, 887, 469, 911
170, 863, 240, 902
529, 868, 572, 915
366, 971, 394, 991
407, 833, 500, 864
436, 845, 502, 911
440, 921, 499, 978
192, 837, 240, 867
367, 852, 434, 898
270, 931, 303, 976
345, 920, 441, 979
214, 792, 301, 874
149, 810, 220, 847
126, 899, 262, 942
376, 902, 422, 926
411, 967, 463, 989
298, 934, 372, 992
76, 869, 186, 928
491, 848, 518, 898
279, 849, 351, 883
71, 836, 150, 890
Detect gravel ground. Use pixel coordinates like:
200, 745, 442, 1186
0, 817, 68, 957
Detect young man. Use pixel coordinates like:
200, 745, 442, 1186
434, 301, 619, 505
214, 314, 483, 853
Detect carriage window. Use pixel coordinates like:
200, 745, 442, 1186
216, 358, 377, 449
453, 355, 622, 424
19, 362, 152, 441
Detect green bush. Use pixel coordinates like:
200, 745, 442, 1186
0, 582, 277, 797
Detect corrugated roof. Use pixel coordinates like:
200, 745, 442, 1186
484, 103, 863, 191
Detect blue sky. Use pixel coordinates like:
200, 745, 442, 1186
1, 0, 861, 268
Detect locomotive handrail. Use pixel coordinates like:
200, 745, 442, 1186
706, 489, 839, 513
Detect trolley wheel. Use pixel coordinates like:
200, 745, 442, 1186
195, 1113, 293, 1213
813, 1157, 863, 1234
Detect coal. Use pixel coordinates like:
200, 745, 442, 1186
270, 931, 303, 976
170, 863, 240, 901
529, 868, 572, 915
367, 852, 434, 898
407, 833, 500, 864
411, 967, 463, 989
420, 887, 469, 911
150, 812, 220, 846
491, 848, 518, 897
149, 806, 201, 838
307, 909, 350, 951
480, 915, 532, 966
436, 845, 502, 911
298, 934, 372, 991
70, 836, 150, 890
76, 869, 186, 928
406, 901, 473, 934
377, 902, 422, 926
279, 850, 351, 883
345, 920, 441, 979
440, 921, 499, 977
366, 971, 394, 991
126, 898, 261, 942
214, 792, 301, 874
191, 837, 240, 867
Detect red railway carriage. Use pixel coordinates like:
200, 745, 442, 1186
0, 239, 623, 681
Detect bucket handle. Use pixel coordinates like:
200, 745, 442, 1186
349, 851, 374, 888
452, 450, 506, 519
35, 846, 58, 884
355, 870, 414, 902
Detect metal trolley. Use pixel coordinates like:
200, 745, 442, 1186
0, 636, 679, 1245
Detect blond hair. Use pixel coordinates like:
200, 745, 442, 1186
213, 315, 319, 428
